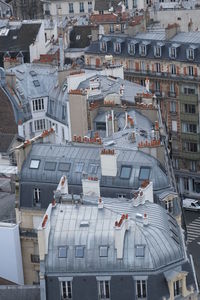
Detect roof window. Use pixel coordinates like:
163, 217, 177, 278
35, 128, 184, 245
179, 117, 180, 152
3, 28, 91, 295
100, 41, 107, 52
128, 42, 136, 55
58, 162, 71, 172
154, 46, 161, 57
88, 163, 98, 174
75, 162, 84, 173
135, 245, 145, 257
75, 246, 84, 258
33, 80, 40, 87
120, 166, 132, 179
44, 161, 57, 171
114, 42, 121, 54
186, 48, 194, 60
30, 70, 37, 77
58, 246, 67, 258
99, 246, 108, 257
139, 167, 150, 181
30, 159, 40, 169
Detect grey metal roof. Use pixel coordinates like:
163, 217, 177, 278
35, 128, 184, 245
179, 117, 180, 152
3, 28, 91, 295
135, 32, 166, 41
171, 31, 200, 44
45, 199, 185, 274
20, 143, 169, 192
78, 75, 146, 103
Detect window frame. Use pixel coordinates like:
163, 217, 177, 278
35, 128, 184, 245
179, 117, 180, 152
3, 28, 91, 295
135, 245, 145, 257
75, 246, 85, 258
33, 188, 41, 207
88, 163, 98, 175
98, 280, 110, 299
139, 167, 151, 181
58, 246, 67, 258
44, 161, 57, 171
61, 280, 73, 299
99, 246, 108, 257
136, 279, 147, 299
75, 162, 84, 173
58, 162, 71, 172
173, 279, 182, 297
30, 159, 40, 169
120, 165, 132, 179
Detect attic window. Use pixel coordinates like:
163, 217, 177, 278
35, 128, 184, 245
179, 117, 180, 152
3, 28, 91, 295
75, 162, 84, 173
44, 161, 57, 171
100, 41, 107, 52
75, 246, 84, 258
169, 47, 176, 59
99, 246, 108, 257
135, 245, 145, 257
33, 80, 40, 87
139, 167, 150, 181
187, 48, 194, 60
30, 159, 40, 169
154, 46, 161, 57
139, 44, 147, 56
120, 166, 132, 179
12, 35, 17, 40
76, 35, 80, 40
88, 163, 98, 174
114, 42, 121, 54
128, 43, 135, 55
58, 246, 67, 258
30, 70, 37, 77
58, 162, 71, 172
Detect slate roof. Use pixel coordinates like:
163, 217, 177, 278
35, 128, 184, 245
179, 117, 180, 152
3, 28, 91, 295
95, 0, 121, 11
45, 199, 185, 274
70, 26, 92, 49
0, 23, 41, 53
85, 32, 200, 64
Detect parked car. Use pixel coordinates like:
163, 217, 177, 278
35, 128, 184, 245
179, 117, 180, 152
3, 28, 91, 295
183, 198, 200, 211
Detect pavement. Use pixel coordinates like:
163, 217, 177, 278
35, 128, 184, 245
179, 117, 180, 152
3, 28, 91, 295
184, 209, 200, 289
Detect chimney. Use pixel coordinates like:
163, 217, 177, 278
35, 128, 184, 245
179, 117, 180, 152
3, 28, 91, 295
165, 23, 180, 40
56, 175, 69, 195
98, 197, 104, 209
114, 214, 130, 259
143, 213, 149, 226
132, 181, 153, 206
100, 149, 117, 177
82, 177, 100, 197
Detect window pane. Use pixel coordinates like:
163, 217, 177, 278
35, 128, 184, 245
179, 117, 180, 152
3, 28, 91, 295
75, 246, 84, 258
88, 164, 98, 174
120, 166, 132, 179
139, 167, 150, 180
44, 161, 57, 171
142, 280, 146, 297
99, 246, 108, 257
135, 245, 145, 257
105, 281, 110, 298
58, 162, 71, 172
58, 247, 67, 258
30, 159, 40, 169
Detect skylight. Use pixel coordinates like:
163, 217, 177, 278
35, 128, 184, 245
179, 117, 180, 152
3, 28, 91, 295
99, 246, 108, 257
33, 80, 40, 87
29, 159, 40, 169
58, 246, 67, 258
44, 161, 57, 171
135, 245, 145, 257
58, 162, 71, 172
75, 246, 84, 258
139, 167, 150, 181
120, 166, 132, 179
30, 70, 37, 77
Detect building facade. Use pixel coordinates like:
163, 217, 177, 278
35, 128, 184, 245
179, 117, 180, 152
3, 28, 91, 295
9, 0, 43, 19
85, 26, 200, 199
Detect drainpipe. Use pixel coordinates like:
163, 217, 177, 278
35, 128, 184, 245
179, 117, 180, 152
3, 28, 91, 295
105, 114, 108, 137
111, 110, 114, 134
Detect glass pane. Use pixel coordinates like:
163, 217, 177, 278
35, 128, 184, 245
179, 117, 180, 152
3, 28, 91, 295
105, 281, 110, 298
44, 161, 57, 171
58, 162, 71, 172
139, 167, 150, 180
99, 246, 108, 257
88, 164, 98, 174
120, 166, 132, 179
75, 162, 84, 173
135, 245, 145, 257
30, 160, 40, 169
142, 280, 146, 297
58, 247, 67, 258
75, 246, 84, 258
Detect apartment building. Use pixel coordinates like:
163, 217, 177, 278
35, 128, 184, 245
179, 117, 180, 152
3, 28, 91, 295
8, 0, 43, 19
37, 181, 198, 300
85, 24, 200, 199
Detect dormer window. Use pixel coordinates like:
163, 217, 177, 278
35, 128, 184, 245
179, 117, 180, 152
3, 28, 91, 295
100, 41, 107, 52
128, 41, 137, 55
114, 42, 121, 54
154, 46, 161, 57
187, 48, 194, 60
139, 44, 146, 56
169, 47, 176, 58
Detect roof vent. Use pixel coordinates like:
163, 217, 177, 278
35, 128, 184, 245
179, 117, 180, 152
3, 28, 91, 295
80, 220, 90, 227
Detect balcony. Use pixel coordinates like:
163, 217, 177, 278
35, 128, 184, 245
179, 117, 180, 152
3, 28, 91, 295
124, 68, 200, 84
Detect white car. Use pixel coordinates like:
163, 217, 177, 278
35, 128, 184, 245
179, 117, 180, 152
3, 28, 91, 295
183, 198, 200, 211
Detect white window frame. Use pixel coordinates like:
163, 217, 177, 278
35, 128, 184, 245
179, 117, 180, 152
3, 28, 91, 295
61, 280, 73, 299
98, 280, 110, 299
32, 98, 44, 112
33, 188, 40, 206
140, 44, 146, 56
100, 41, 107, 52
187, 48, 194, 60
154, 46, 161, 57
128, 43, 135, 55
171, 64, 176, 75
170, 47, 176, 59
136, 279, 147, 299
114, 42, 121, 54
165, 199, 173, 213
79, 2, 84, 12
34, 119, 46, 131
188, 66, 194, 76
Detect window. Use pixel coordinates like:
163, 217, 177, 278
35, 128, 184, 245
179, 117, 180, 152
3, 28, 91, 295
183, 142, 198, 152
172, 120, 177, 132
110, 24, 114, 33
172, 158, 179, 169
61, 281, 72, 299
182, 123, 197, 134
98, 281, 110, 299
173, 279, 182, 296
139, 167, 150, 181
171, 64, 176, 75
32, 98, 44, 112
33, 188, 40, 206
75, 246, 84, 258
88, 164, 98, 174
30, 159, 40, 169
184, 87, 195, 95
62, 105, 66, 120
69, 3, 73, 13
114, 42, 121, 53
140, 61, 145, 73
62, 127, 65, 141
135, 245, 145, 257
136, 280, 147, 299
34, 119, 46, 131
88, 1, 92, 13
80, 2, 84, 12
100, 41, 107, 52
99, 246, 108, 257
140, 44, 146, 56
75, 162, 84, 173
58, 162, 71, 172
187, 48, 194, 60
44, 161, 57, 171
49, 100, 55, 114
169, 47, 176, 58
120, 166, 132, 179
170, 82, 175, 93
58, 246, 67, 258
30, 254, 40, 263
155, 63, 161, 73
190, 161, 196, 172
154, 46, 161, 57
155, 81, 160, 92
33, 80, 40, 87
188, 66, 194, 76
29, 122, 33, 134
165, 200, 173, 213
128, 43, 135, 55
184, 104, 195, 113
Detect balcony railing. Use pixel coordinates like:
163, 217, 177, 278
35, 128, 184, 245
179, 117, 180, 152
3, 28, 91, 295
124, 68, 200, 83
